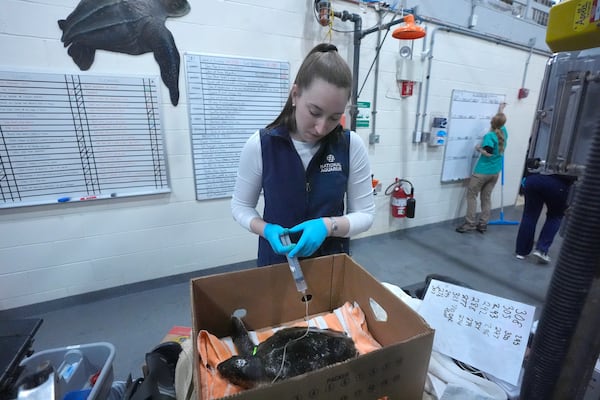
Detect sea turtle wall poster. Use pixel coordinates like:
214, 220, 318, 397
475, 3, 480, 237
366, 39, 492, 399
58, 0, 191, 106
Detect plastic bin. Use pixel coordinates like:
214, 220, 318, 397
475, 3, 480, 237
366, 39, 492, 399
19, 342, 115, 400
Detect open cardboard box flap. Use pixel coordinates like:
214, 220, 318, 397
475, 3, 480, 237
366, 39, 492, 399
190, 254, 434, 399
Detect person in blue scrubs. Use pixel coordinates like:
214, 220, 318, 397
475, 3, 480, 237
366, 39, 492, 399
515, 173, 575, 263
231, 43, 375, 266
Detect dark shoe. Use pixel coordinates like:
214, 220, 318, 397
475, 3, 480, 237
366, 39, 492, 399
476, 224, 487, 233
456, 224, 475, 233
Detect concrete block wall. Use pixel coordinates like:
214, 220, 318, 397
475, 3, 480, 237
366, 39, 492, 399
0, 0, 549, 309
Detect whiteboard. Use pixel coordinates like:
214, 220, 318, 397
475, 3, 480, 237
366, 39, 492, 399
441, 90, 506, 182
0, 70, 170, 208
185, 53, 289, 200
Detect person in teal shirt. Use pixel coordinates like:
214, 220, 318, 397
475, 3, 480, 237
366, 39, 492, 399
456, 103, 507, 233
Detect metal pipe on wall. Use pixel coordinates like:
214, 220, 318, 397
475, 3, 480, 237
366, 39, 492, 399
419, 17, 551, 57
417, 16, 551, 142
369, 10, 384, 145
418, 28, 436, 142
333, 6, 551, 137
334, 7, 417, 132
335, 10, 362, 131
361, 6, 424, 142
351, 15, 362, 131
522, 37, 536, 88
357, 7, 417, 137
412, 29, 429, 143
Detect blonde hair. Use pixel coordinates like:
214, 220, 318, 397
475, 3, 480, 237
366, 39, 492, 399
491, 113, 507, 154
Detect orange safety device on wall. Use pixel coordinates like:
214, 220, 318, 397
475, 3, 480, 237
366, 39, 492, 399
392, 14, 426, 40
385, 178, 415, 218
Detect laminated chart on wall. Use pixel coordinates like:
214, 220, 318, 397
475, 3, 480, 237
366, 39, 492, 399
0, 70, 170, 208
441, 90, 506, 182
185, 53, 289, 200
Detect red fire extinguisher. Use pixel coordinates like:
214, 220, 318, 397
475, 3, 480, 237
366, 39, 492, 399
385, 178, 416, 218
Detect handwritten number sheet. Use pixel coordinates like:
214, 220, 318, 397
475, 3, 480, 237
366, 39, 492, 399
0, 71, 169, 208
419, 279, 535, 385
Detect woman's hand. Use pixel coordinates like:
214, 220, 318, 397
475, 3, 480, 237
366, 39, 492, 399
263, 223, 295, 255
476, 144, 491, 156
287, 218, 328, 258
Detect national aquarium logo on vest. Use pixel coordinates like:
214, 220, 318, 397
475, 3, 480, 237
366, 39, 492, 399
320, 154, 342, 173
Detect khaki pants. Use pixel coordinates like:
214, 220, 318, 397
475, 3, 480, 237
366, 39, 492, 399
464, 173, 499, 227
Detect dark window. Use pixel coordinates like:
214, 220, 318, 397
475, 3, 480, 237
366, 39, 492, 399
532, 8, 549, 25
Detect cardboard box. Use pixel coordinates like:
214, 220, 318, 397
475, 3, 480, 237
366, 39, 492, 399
190, 254, 434, 400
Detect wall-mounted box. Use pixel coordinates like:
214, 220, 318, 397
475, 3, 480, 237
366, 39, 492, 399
429, 117, 448, 147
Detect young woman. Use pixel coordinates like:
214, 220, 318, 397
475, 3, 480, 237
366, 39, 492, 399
231, 43, 375, 266
456, 103, 507, 233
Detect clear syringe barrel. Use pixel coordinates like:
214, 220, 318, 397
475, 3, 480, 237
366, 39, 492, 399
281, 233, 308, 293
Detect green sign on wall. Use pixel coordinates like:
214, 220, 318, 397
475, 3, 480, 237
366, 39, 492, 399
356, 101, 371, 128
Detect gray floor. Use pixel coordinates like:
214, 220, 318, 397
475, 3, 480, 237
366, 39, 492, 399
4, 205, 560, 382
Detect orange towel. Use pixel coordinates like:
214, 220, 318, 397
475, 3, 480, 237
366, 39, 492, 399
197, 301, 382, 400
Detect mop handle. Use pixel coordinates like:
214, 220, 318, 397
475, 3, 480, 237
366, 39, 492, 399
500, 157, 505, 185
499, 156, 505, 209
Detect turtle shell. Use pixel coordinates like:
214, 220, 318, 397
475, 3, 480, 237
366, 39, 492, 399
217, 317, 359, 389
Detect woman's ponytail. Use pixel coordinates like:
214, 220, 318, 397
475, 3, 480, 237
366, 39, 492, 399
491, 113, 507, 154
495, 128, 505, 154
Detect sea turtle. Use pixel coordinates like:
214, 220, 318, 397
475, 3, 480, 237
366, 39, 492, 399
217, 316, 359, 389
58, 0, 191, 106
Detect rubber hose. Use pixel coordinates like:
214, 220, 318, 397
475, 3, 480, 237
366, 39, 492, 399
520, 117, 600, 398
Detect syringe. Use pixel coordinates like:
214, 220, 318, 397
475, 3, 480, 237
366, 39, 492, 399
281, 233, 308, 293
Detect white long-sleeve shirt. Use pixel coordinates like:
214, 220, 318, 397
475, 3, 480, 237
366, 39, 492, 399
231, 130, 375, 237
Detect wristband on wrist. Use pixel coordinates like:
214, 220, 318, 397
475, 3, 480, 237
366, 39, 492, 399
329, 217, 338, 235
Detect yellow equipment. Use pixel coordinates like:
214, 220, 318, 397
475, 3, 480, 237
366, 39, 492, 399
546, 0, 600, 52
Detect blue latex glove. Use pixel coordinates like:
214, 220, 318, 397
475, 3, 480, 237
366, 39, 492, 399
287, 218, 328, 258
263, 223, 295, 255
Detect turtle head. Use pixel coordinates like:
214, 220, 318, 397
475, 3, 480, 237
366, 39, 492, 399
217, 355, 266, 389
160, 0, 191, 17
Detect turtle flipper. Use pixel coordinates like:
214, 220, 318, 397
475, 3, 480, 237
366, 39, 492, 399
143, 22, 180, 106
230, 316, 256, 357
67, 43, 96, 70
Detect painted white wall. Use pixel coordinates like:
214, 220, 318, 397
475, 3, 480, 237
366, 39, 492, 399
0, 0, 549, 309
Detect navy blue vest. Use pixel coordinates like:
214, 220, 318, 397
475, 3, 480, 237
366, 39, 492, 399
257, 125, 350, 266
